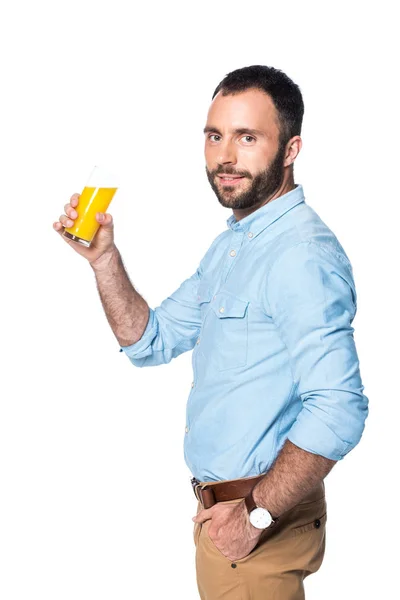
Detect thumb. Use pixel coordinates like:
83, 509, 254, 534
97, 212, 113, 227
192, 507, 214, 523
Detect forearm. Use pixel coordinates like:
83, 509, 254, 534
252, 440, 336, 517
90, 247, 150, 347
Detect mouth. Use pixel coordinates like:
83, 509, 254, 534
217, 175, 246, 186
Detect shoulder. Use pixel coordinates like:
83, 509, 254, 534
269, 240, 353, 278
265, 240, 357, 314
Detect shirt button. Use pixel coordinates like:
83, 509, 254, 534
229, 249, 236, 257
219, 307, 225, 313
248, 232, 253, 238
191, 381, 194, 388
185, 426, 189, 433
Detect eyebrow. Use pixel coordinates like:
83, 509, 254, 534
203, 126, 266, 137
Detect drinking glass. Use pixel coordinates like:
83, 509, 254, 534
63, 165, 118, 247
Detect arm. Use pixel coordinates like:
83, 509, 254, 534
90, 246, 151, 348
91, 247, 203, 368
252, 440, 334, 515
116, 233, 227, 367
253, 241, 369, 513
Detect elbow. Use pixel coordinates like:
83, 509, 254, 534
289, 389, 369, 461
339, 392, 369, 457
127, 355, 149, 368
119, 309, 160, 366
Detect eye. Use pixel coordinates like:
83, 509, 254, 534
241, 135, 255, 143
208, 134, 221, 142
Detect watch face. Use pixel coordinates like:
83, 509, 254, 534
249, 507, 273, 529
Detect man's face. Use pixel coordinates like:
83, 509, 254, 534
204, 88, 287, 211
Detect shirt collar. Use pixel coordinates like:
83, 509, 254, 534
226, 183, 305, 239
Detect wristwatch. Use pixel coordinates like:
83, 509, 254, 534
244, 489, 278, 530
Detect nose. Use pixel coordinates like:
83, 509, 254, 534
216, 139, 237, 166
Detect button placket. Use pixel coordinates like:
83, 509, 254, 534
222, 231, 244, 282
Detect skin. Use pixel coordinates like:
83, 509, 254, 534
204, 88, 302, 219
192, 89, 336, 562
53, 202, 150, 347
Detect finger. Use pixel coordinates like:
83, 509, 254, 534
64, 203, 78, 219
59, 214, 74, 228
192, 507, 214, 523
53, 221, 72, 243
70, 193, 80, 207
96, 212, 113, 226
53, 221, 63, 232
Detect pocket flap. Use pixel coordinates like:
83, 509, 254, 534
211, 292, 249, 318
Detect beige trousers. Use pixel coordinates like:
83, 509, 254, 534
193, 477, 327, 600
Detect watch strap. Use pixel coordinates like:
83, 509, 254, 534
244, 489, 258, 514
244, 489, 279, 524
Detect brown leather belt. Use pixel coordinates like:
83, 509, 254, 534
191, 474, 265, 509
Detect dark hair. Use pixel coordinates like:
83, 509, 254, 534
212, 65, 304, 148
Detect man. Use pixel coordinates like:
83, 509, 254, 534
54, 65, 369, 599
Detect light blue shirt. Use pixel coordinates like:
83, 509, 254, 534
120, 184, 369, 482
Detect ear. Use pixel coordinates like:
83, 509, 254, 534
284, 136, 302, 167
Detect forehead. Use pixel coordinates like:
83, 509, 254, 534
206, 88, 279, 137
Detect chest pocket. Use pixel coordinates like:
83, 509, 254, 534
210, 291, 249, 371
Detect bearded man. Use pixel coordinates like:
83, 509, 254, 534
54, 64, 369, 600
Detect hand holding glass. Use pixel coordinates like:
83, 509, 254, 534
63, 166, 118, 247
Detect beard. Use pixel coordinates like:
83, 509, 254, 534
205, 142, 287, 210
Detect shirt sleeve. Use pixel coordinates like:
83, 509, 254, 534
119, 266, 202, 367
265, 241, 369, 461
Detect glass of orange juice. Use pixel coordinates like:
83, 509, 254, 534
63, 165, 119, 247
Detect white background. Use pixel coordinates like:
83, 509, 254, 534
0, 0, 398, 598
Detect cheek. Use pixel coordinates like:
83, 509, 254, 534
238, 146, 266, 167
204, 145, 217, 167
242, 148, 274, 177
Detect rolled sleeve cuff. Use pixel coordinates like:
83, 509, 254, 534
287, 409, 351, 462
119, 308, 158, 359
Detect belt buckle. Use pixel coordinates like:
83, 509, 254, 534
191, 477, 207, 504
190, 477, 215, 508
191, 477, 202, 503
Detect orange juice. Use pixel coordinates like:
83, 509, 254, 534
63, 186, 117, 247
